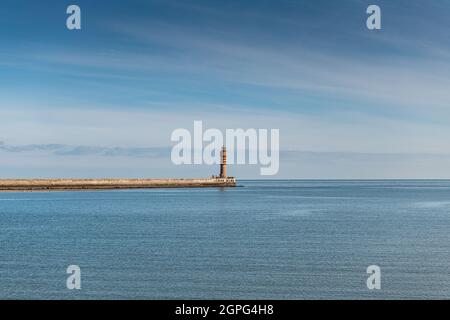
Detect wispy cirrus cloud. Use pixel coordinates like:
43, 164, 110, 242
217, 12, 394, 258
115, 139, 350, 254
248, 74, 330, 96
10, 6, 449, 118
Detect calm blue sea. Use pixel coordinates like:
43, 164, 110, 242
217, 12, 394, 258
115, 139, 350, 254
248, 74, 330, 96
1, 180, 450, 299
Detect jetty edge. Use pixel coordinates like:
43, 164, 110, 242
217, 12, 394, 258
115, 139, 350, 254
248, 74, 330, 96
0, 177, 236, 191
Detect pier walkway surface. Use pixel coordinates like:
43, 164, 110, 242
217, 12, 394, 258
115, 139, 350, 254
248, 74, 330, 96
0, 178, 236, 191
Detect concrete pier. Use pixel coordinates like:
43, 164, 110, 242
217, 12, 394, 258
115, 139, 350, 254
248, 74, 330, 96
0, 178, 236, 191
0, 146, 236, 191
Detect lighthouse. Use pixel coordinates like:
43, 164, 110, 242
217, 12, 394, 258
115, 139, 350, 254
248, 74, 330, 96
220, 146, 227, 178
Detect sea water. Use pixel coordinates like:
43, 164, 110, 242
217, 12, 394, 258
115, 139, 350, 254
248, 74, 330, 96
1, 180, 449, 299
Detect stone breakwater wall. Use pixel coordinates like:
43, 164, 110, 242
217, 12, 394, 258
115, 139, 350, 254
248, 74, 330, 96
0, 178, 237, 191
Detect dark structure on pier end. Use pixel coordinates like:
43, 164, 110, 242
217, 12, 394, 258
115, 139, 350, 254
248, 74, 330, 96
220, 146, 227, 178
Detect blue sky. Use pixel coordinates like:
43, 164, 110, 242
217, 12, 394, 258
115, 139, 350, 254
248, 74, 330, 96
1, 0, 450, 178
